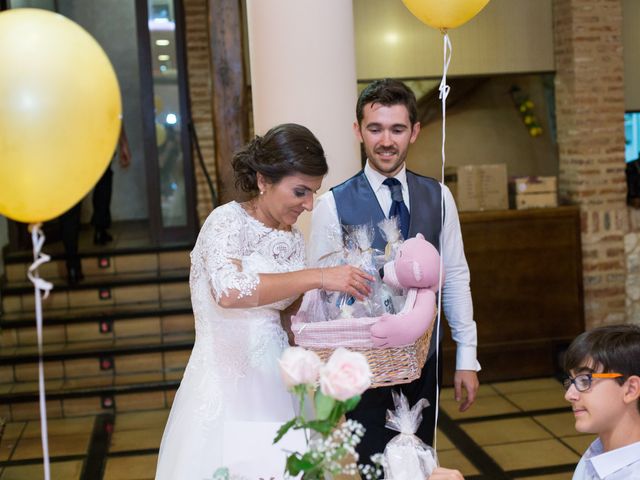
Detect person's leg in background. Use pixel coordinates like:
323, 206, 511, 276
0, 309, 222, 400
91, 164, 113, 245
59, 202, 83, 285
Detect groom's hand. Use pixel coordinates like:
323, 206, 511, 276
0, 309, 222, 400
454, 370, 479, 412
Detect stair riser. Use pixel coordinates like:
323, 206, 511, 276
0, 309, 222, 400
1, 314, 194, 348
0, 350, 191, 388
2, 282, 190, 314
1, 389, 178, 422
5, 251, 190, 283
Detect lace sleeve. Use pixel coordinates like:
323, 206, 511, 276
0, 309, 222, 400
198, 207, 260, 305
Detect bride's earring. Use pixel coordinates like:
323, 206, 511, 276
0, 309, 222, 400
259, 190, 264, 195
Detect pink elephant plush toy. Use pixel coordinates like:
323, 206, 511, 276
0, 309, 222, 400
370, 233, 443, 347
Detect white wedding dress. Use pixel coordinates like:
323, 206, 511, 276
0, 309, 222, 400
155, 201, 304, 480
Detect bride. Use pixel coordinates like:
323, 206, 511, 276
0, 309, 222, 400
154, 123, 372, 479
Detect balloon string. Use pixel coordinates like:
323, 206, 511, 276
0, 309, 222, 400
434, 31, 452, 452
27, 224, 52, 480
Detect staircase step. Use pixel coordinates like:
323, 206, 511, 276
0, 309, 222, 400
4, 244, 191, 283
1, 300, 193, 348
1, 269, 190, 314
0, 335, 192, 420
0, 335, 192, 421
0, 333, 194, 372
0, 379, 180, 421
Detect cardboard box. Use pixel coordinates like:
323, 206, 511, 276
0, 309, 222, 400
509, 176, 558, 209
444, 164, 509, 212
509, 176, 557, 195
512, 192, 558, 209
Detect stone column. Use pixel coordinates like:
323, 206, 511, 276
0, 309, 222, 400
553, 0, 628, 328
245, 0, 361, 235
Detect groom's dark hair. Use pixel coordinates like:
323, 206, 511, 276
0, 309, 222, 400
232, 123, 327, 195
356, 78, 418, 126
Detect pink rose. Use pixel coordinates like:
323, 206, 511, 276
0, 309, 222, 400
319, 348, 372, 401
279, 347, 322, 388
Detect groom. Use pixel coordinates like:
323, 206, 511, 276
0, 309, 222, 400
308, 78, 480, 463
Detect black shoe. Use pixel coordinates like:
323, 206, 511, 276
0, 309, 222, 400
94, 229, 113, 245
67, 266, 84, 286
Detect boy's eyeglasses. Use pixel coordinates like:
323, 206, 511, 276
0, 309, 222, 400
563, 372, 624, 392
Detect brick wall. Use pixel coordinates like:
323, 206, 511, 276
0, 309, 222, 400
183, 0, 217, 225
553, 0, 629, 328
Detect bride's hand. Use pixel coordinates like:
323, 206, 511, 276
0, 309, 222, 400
320, 266, 374, 300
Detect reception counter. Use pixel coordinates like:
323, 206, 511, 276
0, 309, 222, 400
442, 205, 584, 383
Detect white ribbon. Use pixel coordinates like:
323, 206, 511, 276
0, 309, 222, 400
434, 31, 452, 451
26, 224, 52, 480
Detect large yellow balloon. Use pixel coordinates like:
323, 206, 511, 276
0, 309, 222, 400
0, 9, 121, 223
402, 0, 490, 30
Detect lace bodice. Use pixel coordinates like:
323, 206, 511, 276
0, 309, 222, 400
187, 201, 305, 380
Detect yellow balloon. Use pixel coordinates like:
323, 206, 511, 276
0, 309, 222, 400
402, 0, 490, 30
0, 9, 122, 223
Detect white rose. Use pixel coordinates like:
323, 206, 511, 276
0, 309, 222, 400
279, 347, 322, 389
319, 348, 372, 401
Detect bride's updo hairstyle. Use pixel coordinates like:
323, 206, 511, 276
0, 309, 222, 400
232, 123, 328, 195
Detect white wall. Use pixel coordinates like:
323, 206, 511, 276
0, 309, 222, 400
354, 0, 554, 80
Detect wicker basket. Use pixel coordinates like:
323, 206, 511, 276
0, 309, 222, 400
292, 292, 435, 388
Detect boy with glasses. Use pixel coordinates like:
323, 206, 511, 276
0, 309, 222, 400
563, 324, 640, 479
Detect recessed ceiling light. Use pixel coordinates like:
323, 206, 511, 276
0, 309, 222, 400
384, 32, 399, 45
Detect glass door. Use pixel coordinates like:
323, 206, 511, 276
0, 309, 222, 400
138, 0, 197, 244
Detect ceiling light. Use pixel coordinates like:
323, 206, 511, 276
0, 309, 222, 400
384, 32, 399, 45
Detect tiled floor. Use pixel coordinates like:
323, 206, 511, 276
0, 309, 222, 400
0, 377, 590, 479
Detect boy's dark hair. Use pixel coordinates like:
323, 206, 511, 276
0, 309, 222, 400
564, 324, 640, 411
356, 78, 418, 126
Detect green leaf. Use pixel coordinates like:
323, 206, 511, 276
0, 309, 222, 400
343, 394, 361, 412
273, 418, 296, 443
328, 403, 344, 425
286, 453, 318, 476
306, 419, 335, 435
286, 454, 304, 476
314, 390, 336, 420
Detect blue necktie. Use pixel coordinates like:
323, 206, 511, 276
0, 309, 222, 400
383, 177, 410, 240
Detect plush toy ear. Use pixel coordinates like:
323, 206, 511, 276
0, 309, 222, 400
412, 260, 423, 282
416, 233, 425, 240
